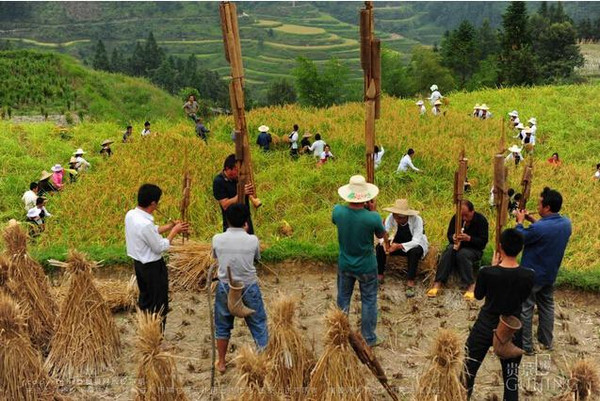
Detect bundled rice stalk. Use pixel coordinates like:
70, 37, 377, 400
45, 251, 120, 379
415, 329, 467, 401
265, 295, 315, 399
133, 310, 188, 401
0, 292, 67, 401
555, 359, 600, 401
167, 241, 215, 292
95, 275, 138, 312
2, 221, 57, 351
307, 307, 370, 401
230, 345, 282, 401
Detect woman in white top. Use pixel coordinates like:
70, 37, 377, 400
594, 163, 600, 180
416, 100, 426, 115
319, 144, 334, 163
374, 145, 385, 169
432, 100, 442, 116
397, 148, 421, 172
289, 124, 299, 157
429, 84, 442, 105
508, 110, 520, 126
528, 117, 537, 141
513, 123, 525, 141
308, 133, 326, 157
73, 148, 91, 171
505, 145, 522, 166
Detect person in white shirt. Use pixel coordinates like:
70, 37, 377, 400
22, 182, 39, 211
319, 144, 335, 163
26, 197, 51, 232
429, 84, 442, 105
473, 104, 481, 117
416, 100, 426, 115
289, 124, 299, 158
397, 148, 421, 172
528, 117, 537, 140
479, 104, 492, 119
73, 148, 91, 172
505, 145, 523, 166
508, 110, 520, 127
141, 121, 151, 137
432, 100, 443, 116
513, 123, 525, 141
374, 145, 385, 169
594, 163, 600, 181
308, 133, 326, 157
125, 183, 189, 331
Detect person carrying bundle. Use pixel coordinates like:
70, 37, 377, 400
212, 203, 268, 374
464, 228, 534, 401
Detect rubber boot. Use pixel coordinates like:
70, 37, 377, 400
226, 266, 255, 318
493, 315, 523, 359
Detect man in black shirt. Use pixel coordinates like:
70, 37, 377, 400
212, 154, 255, 234
464, 229, 534, 401
427, 200, 488, 299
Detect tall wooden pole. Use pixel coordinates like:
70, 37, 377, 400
453, 150, 468, 250
219, 2, 261, 209
360, 1, 381, 183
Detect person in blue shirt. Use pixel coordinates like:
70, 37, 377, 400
256, 125, 272, 151
515, 187, 572, 355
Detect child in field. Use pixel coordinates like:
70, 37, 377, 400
374, 145, 385, 169
318, 144, 335, 165
196, 120, 210, 143
122, 125, 133, 143
547, 153, 561, 166
417, 100, 426, 115
212, 204, 267, 374
141, 121, 151, 137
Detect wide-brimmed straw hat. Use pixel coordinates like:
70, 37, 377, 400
101, 139, 114, 146
434, 100, 442, 106
508, 110, 519, 117
515, 123, 525, 130
40, 170, 52, 181
258, 125, 269, 133
51, 164, 63, 172
302, 132, 312, 138
528, 117, 537, 125
480, 104, 490, 111
383, 199, 420, 216
73, 148, 85, 155
69, 156, 77, 164
416, 100, 424, 106
473, 104, 481, 109
338, 175, 379, 203
430, 84, 438, 91
508, 145, 522, 153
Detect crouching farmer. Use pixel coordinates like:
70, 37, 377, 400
212, 203, 268, 374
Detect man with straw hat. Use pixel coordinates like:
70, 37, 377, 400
256, 125, 272, 151
432, 99, 443, 116
472, 104, 481, 118
125, 184, 189, 332
416, 100, 426, 115
73, 148, 91, 172
333, 175, 387, 347
37, 170, 57, 196
527, 117, 537, 138
513, 123, 526, 141
300, 131, 312, 154
100, 139, 113, 157
376, 199, 429, 297
479, 104, 491, 120
505, 145, 523, 167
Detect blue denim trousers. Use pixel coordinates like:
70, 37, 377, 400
336, 270, 378, 345
214, 281, 269, 349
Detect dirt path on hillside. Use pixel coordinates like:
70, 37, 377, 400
53, 262, 600, 400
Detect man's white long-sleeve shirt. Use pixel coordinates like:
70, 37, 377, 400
125, 207, 170, 264
397, 154, 420, 172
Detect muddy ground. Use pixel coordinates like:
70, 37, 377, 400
53, 262, 600, 400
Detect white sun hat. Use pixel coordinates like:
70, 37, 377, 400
508, 110, 519, 117
73, 148, 85, 155
480, 104, 490, 111
51, 164, 63, 172
528, 117, 537, 125
338, 175, 379, 203
508, 145, 522, 153
416, 100, 424, 106
430, 84, 438, 91
258, 125, 269, 133
383, 199, 420, 216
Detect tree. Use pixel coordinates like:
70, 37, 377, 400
441, 20, 479, 87
143, 32, 163, 73
152, 57, 177, 93
197, 69, 228, 108
535, 22, 584, 82
478, 19, 499, 60
92, 40, 110, 72
293, 57, 321, 107
406, 46, 455, 95
265, 79, 297, 106
293, 57, 350, 108
128, 42, 146, 76
381, 49, 413, 98
498, 1, 538, 86
110, 48, 126, 73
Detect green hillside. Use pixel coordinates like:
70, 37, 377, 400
0, 50, 181, 122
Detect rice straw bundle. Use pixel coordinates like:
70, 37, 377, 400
265, 295, 315, 399
0, 292, 67, 400
133, 310, 188, 401
45, 251, 120, 379
2, 221, 57, 350
415, 329, 467, 401
167, 241, 215, 292
229, 345, 282, 401
307, 307, 370, 401
555, 359, 600, 401
53, 275, 139, 313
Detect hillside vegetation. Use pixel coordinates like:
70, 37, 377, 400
0, 50, 181, 122
2, 84, 599, 290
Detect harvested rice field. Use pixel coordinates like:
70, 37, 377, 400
49, 262, 600, 400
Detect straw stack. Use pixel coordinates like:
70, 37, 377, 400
265, 295, 315, 399
230, 345, 282, 401
556, 359, 600, 401
0, 292, 66, 400
133, 311, 188, 401
2, 221, 57, 351
45, 251, 120, 379
415, 329, 467, 401
54, 275, 138, 313
307, 307, 370, 401
168, 241, 215, 292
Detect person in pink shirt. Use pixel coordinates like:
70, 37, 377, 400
50, 164, 64, 190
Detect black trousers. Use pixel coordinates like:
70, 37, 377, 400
134, 258, 169, 331
376, 244, 423, 279
465, 311, 522, 401
434, 244, 482, 286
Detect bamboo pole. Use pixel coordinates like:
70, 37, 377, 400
453, 151, 468, 250
219, 2, 261, 209
519, 158, 533, 210
365, 80, 376, 183
493, 154, 507, 255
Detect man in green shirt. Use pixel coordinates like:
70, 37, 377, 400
332, 175, 387, 347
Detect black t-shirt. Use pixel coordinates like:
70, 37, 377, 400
212, 172, 254, 234
475, 265, 534, 316
393, 223, 412, 244
446, 212, 489, 251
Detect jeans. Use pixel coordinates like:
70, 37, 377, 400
465, 311, 522, 401
521, 284, 554, 352
376, 244, 423, 279
434, 244, 482, 286
337, 270, 378, 345
214, 281, 268, 349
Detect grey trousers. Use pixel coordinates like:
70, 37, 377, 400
521, 284, 555, 352
434, 244, 482, 286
